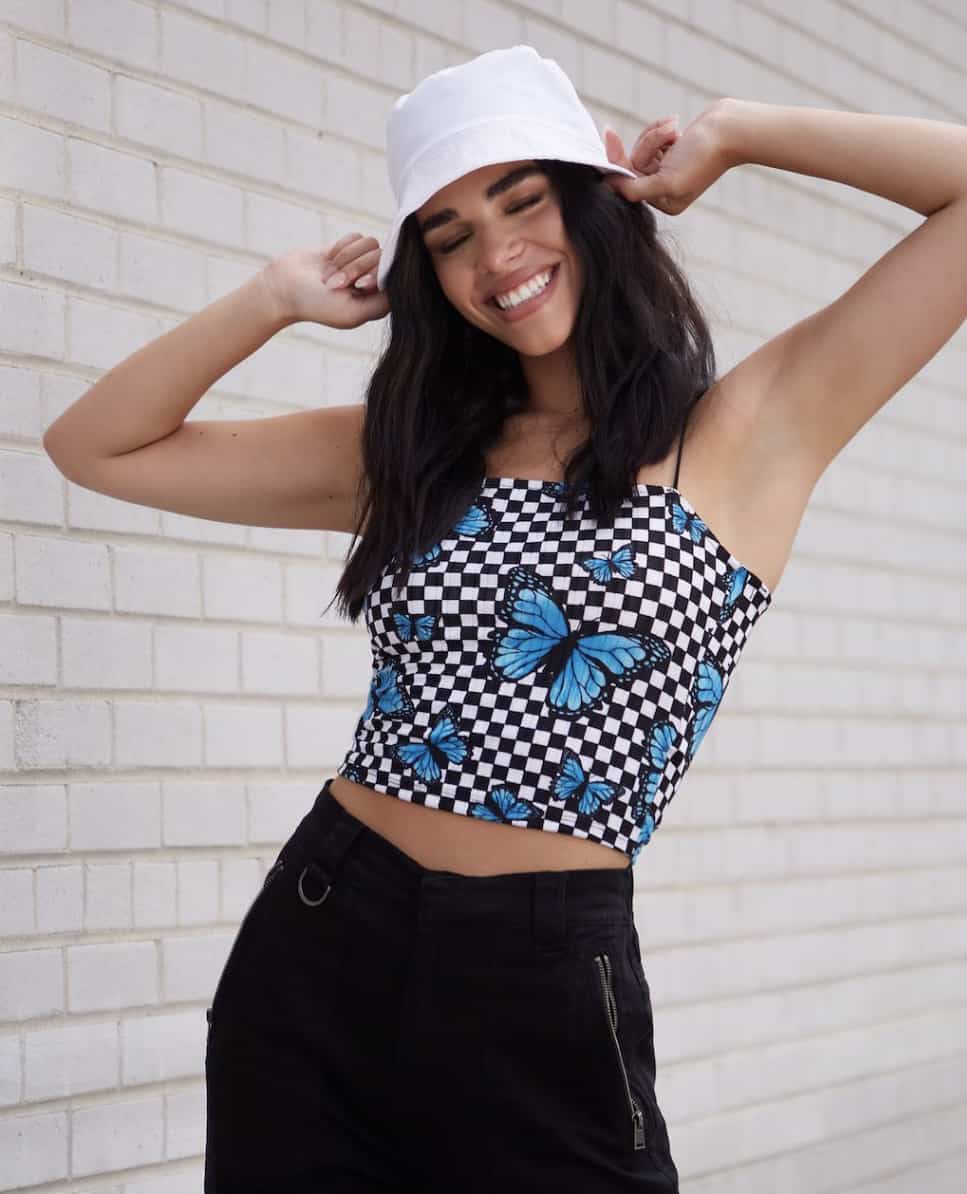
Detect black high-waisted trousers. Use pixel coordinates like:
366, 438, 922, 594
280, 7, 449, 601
203, 778, 680, 1193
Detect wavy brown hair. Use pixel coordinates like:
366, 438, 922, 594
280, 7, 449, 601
331, 158, 716, 622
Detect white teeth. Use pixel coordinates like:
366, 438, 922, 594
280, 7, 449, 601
494, 267, 554, 310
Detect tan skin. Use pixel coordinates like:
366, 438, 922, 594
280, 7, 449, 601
326, 139, 798, 877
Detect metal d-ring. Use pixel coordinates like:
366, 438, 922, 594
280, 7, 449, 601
298, 862, 332, 907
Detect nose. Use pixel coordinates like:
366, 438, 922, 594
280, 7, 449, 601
475, 224, 525, 274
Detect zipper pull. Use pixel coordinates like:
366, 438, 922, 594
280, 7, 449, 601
633, 1103, 647, 1150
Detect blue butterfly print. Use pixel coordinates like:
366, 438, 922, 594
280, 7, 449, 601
470, 784, 541, 824
394, 704, 469, 785
631, 719, 675, 846
393, 609, 437, 642
552, 750, 618, 816
541, 480, 568, 500
453, 494, 498, 538
578, 542, 637, 586
410, 496, 499, 568
719, 565, 749, 621
689, 659, 724, 759
670, 499, 707, 544
340, 761, 366, 784
490, 566, 670, 716
361, 660, 413, 722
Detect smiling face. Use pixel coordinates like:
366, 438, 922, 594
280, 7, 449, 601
415, 159, 584, 357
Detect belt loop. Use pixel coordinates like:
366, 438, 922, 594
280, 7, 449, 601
533, 871, 568, 956
296, 791, 367, 908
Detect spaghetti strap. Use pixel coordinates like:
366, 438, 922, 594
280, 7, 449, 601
672, 402, 689, 489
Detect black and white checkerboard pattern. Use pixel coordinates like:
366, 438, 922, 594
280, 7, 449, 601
337, 477, 773, 863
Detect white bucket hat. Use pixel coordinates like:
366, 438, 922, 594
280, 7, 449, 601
375, 44, 638, 291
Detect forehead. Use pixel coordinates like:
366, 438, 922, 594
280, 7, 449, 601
416, 159, 539, 220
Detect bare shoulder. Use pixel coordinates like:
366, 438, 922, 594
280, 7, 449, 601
680, 354, 819, 596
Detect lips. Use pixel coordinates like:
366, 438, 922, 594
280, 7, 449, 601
489, 263, 558, 308
487, 263, 559, 310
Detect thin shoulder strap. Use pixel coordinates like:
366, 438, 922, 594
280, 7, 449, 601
672, 400, 691, 489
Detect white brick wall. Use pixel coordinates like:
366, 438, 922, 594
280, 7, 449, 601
1, 1, 965, 1191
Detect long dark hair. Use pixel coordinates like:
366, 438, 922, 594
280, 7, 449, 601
332, 158, 717, 623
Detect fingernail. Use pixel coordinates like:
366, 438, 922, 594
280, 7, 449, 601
325, 271, 346, 289
354, 275, 374, 288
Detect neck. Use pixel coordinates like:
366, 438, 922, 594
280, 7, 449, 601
517, 344, 584, 423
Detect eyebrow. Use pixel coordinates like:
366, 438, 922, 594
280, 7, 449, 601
418, 165, 545, 236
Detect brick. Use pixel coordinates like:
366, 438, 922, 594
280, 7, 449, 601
162, 929, 233, 1004
163, 780, 246, 848
116, 75, 203, 159
36, 864, 82, 933
72, 1093, 164, 1177
0, 947, 63, 1020
0, 1108, 68, 1188
68, 137, 158, 223
155, 623, 239, 692
16, 39, 111, 132
320, 630, 370, 698
0, 281, 65, 358
246, 188, 324, 259
285, 126, 360, 206
22, 203, 116, 290
119, 228, 207, 311
241, 629, 319, 695
0, 784, 67, 853
344, 8, 410, 89
133, 859, 176, 928
204, 98, 286, 184
305, 0, 346, 63
68, 0, 159, 71
323, 73, 388, 153
0, 611, 56, 684
463, 0, 524, 53
204, 700, 284, 767
165, 1082, 206, 1159
114, 545, 202, 618
0, 364, 41, 440
0, 1032, 20, 1105
68, 293, 164, 371
85, 862, 133, 930
160, 7, 247, 102
200, 550, 283, 623
245, 38, 324, 125
68, 940, 158, 1013
160, 166, 245, 248
16, 532, 111, 610
0, 0, 65, 36
0, 866, 33, 935
122, 1008, 202, 1085
16, 699, 112, 769
0, 194, 14, 264
25, 1019, 118, 1100
114, 700, 203, 768
285, 698, 357, 768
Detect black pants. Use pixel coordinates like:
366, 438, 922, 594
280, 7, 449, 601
204, 779, 680, 1193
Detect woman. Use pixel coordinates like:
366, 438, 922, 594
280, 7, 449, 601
43, 43, 967, 1194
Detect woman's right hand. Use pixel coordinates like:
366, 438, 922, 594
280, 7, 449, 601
265, 234, 391, 329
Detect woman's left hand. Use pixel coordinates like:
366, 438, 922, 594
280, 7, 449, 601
601, 102, 733, 216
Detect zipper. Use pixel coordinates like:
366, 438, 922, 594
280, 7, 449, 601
593, 951, 647, 1151
208, 857, 286, 1028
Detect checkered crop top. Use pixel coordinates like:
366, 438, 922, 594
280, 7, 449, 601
336, 417, 773, 864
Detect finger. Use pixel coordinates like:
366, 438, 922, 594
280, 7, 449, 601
322, 242, 380, 284
323, 236, 379, 276
324, 246, 381, 288
323, 233, 365, 263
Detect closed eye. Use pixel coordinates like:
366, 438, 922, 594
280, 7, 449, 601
439, 195, 544, 255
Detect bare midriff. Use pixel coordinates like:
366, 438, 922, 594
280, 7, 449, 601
327, 774, 631, 875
